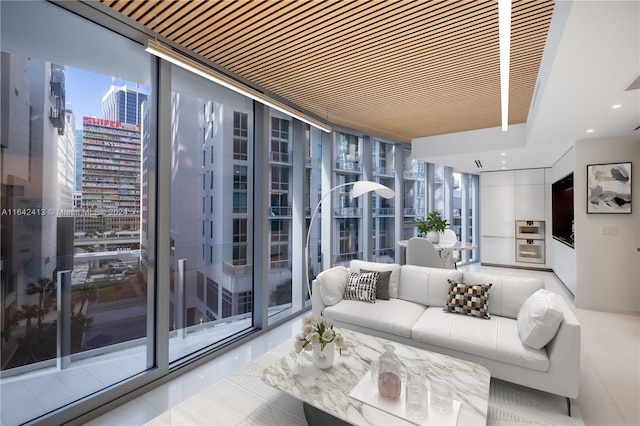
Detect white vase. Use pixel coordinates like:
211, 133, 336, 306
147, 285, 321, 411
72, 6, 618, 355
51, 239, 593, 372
426, 231, 440, 243
312, 341, 335, 369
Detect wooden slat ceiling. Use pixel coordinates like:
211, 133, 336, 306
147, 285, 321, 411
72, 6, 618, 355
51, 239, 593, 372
101, 0, 555, 142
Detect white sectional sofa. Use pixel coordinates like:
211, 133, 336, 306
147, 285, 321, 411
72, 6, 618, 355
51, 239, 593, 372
312, 260, 581, 415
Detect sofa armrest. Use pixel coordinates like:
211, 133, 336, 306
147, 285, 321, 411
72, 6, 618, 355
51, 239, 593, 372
545, 298, 581, 398
312, 279, 325, 316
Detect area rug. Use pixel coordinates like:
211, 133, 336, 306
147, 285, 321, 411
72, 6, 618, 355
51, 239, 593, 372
146, 346, 583, 426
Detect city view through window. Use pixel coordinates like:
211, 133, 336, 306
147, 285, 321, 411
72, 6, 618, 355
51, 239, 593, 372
1, 57, 151, 371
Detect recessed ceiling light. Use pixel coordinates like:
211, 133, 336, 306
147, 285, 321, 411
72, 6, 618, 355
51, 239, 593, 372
612, 104, 622, 109
501, 167, 506, 170
500, 152, 506, 156
501, 160, 506, 164
586, 129, 594, 133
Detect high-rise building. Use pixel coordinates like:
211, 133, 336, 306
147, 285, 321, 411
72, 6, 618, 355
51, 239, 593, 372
102, 84, 149, 125
78, 117, 140, 232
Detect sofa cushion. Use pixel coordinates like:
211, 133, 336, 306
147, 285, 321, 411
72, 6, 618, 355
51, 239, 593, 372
317, 266, 349, 306
362, 269, 391, 300
412, 307, 550, 371
398, 265, 463, 307
324, 299, 426, 339
461, 272, 544, 319
517, 289, 564, 350
350, 260, 401, 298
444, 280, 492, 319
344, 271, 379, 303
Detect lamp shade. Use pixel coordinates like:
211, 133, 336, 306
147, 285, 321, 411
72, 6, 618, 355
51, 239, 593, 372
351, 181, 395, 199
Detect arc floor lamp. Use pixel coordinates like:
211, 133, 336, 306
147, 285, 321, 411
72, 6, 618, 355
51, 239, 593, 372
305, 181, 395, 298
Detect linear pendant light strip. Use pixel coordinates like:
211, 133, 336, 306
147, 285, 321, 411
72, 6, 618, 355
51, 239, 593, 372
499, 0, 511, 131
145, 39, 332, 133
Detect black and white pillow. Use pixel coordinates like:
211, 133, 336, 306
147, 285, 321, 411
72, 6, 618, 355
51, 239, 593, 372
444, 279, 492, 319
343, 271, 379, 303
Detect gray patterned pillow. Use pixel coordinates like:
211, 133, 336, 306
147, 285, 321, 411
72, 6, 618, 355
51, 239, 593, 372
344, 271, 379, 303
361, 269, 391, 300
444, 279, 492, 319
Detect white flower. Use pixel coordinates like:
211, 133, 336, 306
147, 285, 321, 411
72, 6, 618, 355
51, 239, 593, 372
322, 329, 334, 342
307, 332, 320, 345
294, 315, 348, 357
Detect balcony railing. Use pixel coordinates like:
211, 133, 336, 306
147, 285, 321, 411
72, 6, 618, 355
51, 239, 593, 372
269, 206, 292, 217
403, 208, 425, 217
334, 251, 361, 263
222, 262, 252, 277
269, 151, 291, 164
374, 166, 395, 177
335, 160, 362, 173
374, 207, 395, 216
334, 207, 362, 217
403, 171, 425, 180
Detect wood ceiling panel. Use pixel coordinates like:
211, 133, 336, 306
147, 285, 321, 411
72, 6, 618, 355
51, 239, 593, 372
101, 0, 555, 142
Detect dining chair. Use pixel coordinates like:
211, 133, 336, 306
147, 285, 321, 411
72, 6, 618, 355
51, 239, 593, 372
439, 229, 460, 269
406, 237, 446, 268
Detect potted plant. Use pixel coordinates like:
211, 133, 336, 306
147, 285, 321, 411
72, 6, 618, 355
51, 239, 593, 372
417, 211, 450, 243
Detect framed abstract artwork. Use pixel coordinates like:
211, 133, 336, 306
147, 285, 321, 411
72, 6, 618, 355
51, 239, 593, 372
587, 162, 632, 213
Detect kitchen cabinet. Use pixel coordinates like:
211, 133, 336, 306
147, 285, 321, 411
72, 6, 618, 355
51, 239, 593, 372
480, 169, 548, 267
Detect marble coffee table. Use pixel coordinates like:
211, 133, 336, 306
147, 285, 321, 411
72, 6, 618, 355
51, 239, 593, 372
262, 328, 490, 425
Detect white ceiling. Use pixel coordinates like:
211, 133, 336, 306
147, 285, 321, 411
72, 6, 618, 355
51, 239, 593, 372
411, 0, 640, 174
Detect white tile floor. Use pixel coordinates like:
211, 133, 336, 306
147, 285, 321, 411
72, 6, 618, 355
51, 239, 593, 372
5, 265, 640, 426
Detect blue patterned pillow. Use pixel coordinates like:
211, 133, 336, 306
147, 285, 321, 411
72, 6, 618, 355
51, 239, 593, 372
343, 271, 379, 303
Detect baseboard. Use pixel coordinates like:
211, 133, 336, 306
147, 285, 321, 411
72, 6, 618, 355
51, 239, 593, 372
480, 262, 554, 272
575, 303, 640, 317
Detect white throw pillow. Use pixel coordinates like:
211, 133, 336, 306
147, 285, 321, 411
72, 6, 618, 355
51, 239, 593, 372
317, 266, 349, 306
517, 289, 564, 350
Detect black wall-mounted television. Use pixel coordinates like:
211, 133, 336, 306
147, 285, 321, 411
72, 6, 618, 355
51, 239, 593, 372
552, 172, 574, 247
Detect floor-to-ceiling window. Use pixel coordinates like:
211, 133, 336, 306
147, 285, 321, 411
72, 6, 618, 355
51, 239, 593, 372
0, 3, 484, 424
1, 2, 153, 424
168, 66, 255, 363
372, 140, 396, 262
334, 132, 362, 266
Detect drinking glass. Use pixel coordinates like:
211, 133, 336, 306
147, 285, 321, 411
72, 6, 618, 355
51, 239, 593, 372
406, 367, 428, 418
430, 379, 453, 413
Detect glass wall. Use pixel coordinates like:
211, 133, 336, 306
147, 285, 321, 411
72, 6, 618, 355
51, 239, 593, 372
372, 140, 396, 262
1, 2, 153, 423
0, 2, 482, 424
334, 132, 362, 265
167, 66, 255, 363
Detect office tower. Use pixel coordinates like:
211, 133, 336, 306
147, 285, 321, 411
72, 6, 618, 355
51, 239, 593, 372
102, 84, 149, 125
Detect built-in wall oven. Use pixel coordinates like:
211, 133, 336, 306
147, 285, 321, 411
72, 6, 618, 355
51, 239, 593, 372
516, 220, 545, 240
515, 239, 545, 264
515, 221, 545, 264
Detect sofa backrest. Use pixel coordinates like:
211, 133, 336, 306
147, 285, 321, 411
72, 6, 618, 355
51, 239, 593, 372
398, 265, 463, 307
350, 260, 402, 298
462, 272, 544, 319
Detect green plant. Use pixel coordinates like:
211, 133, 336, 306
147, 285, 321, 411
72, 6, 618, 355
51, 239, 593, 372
417, 211, 450, 234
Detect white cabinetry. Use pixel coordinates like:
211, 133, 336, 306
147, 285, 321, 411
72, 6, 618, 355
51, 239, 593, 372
480, 171, 515, 237
515, 169, 545, 220
480, 169, 548, 267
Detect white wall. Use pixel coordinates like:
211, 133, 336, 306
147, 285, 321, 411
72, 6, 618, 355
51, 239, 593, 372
574, 136, 640, 315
